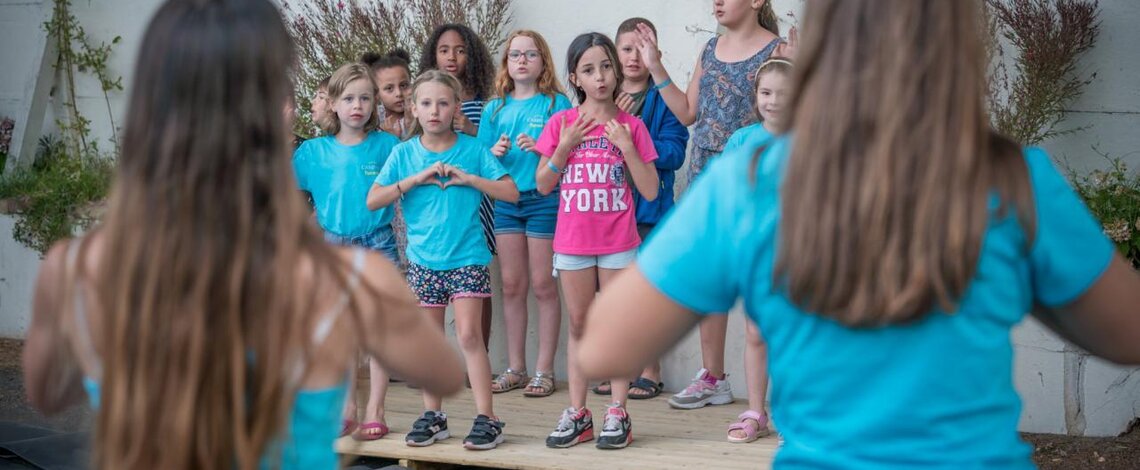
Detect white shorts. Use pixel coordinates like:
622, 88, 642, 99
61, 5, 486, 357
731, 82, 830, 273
552, 247, 638, 275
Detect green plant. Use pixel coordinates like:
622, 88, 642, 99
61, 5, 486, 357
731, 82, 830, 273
0, 0, 120, 254
1067, 151, 1140, 268
282, 0, 513, 137
985, 0, 1101, 145
0, 136, 113, 254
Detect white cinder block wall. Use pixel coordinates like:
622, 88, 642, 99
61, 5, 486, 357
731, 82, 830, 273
1, 0, 1137, 436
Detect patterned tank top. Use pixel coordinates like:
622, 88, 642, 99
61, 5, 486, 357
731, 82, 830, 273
693, 36, 782, 152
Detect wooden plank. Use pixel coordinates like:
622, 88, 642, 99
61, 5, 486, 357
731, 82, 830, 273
338, 380, 775, 469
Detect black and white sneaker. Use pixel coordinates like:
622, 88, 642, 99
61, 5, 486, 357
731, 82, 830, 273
405, 410, 449, 447
463, 415, 505, 450
595, 404, 632, 449
545, 407, 594, 448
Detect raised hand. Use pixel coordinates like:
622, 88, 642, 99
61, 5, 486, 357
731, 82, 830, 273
440, 164, 474, 188
604, 119, 634, 154
616, 92, 636, 114
453, 112, 476, 135
634, 23, 663, 74
491, 134, 510, 157
557, 113, 597, 152
414, 162, 446, 188
775, 26, 799, 59
515, 133, 537, 153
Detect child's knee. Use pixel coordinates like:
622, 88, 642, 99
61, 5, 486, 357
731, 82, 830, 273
530, 276, 559, 302
500, 274, 529, 299
456, 326, 485, 352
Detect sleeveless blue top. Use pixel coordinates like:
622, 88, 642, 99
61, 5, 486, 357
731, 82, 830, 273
71, 244, 364, 470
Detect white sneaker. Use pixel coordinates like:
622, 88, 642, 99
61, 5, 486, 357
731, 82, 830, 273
667, 368, 734, 409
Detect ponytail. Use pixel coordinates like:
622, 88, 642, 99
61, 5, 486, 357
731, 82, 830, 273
757, 1, 780, 36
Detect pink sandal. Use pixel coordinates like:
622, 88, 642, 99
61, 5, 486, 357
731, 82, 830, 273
340, 419, 357, 438
727, 410, 770, 443
352, 422, 390, 441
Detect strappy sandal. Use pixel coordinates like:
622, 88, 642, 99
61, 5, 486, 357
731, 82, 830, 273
592, 380, 612, 396
352, 422, 389, 441
727, 410, 770, 443
523, 371, 556, 397
628, 376, 664, 400
491, 368, 528, 393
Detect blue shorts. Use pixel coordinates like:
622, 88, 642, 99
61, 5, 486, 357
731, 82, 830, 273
324, 225, 398, 263
493, 190, 558, 239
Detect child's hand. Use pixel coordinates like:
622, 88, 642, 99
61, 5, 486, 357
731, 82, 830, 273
604, 120, 634, 154
440, 164, 474, 188
515, 133, 537, 153
557, 113, 596, 151
453, 112, 476, 135
634, 23, 664, 73
616, 93, 636, 114
491, 134, 510, 157
775, 27, 799, 58
415, 162, 446, 188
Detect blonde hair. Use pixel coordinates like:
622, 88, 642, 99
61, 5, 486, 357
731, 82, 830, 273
408, 70, 464, 137
492, 30, 566, 118
777, 0, 1034, 327
319, 63, 380, 135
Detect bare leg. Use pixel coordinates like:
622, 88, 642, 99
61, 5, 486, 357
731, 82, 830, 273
454, 297, 496, 418
421, 306, 447, 412
481, 296, 493, 352
560, 267, 598, 410
599, 267, 632, 408
528, 237, 561, 383
496, 234, 530, 375
359, 357, 389, 436
699, 315, 729, 378
730, 321, 770, 440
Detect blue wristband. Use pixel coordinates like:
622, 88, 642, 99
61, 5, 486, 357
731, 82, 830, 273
547, 161, 562, 173
653, 78, 673, 91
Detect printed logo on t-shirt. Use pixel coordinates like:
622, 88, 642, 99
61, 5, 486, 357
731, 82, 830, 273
361, 162, 382, 177
558, 136, 630, 214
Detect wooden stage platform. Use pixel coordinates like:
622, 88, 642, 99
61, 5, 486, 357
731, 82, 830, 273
337, 381, 777, 469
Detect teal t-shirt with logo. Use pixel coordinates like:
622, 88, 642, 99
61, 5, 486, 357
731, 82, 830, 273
376, 134, 509, 270
292, 131, 400, 237
477, 93, 572, 192
640, 138, 1114, 469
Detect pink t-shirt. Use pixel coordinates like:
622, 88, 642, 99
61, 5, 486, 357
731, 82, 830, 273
535, 108, 659, 255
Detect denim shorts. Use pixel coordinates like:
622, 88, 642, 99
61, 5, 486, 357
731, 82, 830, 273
493, 190, 559, 239
552, 247, 638, 274
324, 225, 398, 263
406, 263, 492, 307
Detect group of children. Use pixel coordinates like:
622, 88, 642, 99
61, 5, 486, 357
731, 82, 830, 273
294, 0, 796, 452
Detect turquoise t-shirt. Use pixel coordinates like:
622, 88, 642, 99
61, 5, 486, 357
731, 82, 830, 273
376, 134, 509, 270
477, 93, 572, 192
722, 122, 774, 155
293, 131, 400, 237
640, 138, 1114, 469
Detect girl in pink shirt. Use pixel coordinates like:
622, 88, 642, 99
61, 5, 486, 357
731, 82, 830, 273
533, 32, 659, 450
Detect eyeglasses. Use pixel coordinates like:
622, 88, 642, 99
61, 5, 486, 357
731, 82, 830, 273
507, 50, 541, 63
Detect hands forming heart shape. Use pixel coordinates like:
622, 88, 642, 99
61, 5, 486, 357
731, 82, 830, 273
419, 162, 472, 189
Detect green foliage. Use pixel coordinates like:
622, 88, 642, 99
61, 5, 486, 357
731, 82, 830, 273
0, 136, 113, 254
0, 0, 120, 255
282, 0, 514, 137
1067, 152, 1140, 268
985, 0, 1101, 145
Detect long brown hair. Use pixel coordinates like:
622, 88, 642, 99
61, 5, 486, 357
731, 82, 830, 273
757, 0, 780, 35
75, 0, 362, 468
777, 0, 1034, 327
492, 30, 566, 118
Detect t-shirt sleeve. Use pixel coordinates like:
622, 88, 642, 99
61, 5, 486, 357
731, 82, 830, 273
630, 119, 658, 163
375, 146, 406, 187
1026, 147, 1115, 307
638, 155, 741, 314
723, 128, 745, 155
477, 100, 499, 147
477, 142, 509, 181
534, 110, 565, 157
292, 143, 311, 191
553, 94, 573, 114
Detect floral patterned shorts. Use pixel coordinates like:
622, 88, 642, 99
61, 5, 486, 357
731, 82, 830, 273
406, 263, 492, 307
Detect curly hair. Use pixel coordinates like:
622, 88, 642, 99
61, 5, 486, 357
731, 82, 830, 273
418, 23, 494, 101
